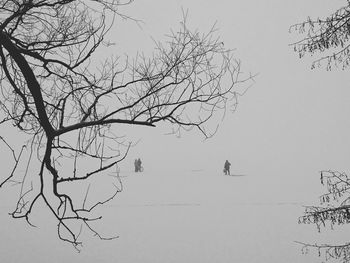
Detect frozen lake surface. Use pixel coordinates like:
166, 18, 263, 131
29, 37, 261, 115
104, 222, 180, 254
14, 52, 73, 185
0, 169, 342, 262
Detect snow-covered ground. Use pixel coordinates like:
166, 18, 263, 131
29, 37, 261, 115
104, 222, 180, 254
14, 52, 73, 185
0, 168, 340, 263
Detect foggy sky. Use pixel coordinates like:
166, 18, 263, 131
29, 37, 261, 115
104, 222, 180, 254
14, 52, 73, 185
115, 0, 350, 177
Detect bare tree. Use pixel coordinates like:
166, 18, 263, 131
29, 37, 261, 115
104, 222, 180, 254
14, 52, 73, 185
290, 1, 350, 70
296, 240, 350, 263
291, 3, 350, 261
297, 170, 350, 262
0, 1, 252, 249
299, 171, 350, 230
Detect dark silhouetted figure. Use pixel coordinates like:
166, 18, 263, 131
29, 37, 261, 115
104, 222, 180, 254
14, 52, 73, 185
134, 159, 138, 172
134, 158, 143, 172
137, 158, 142, 172
223, 160, 231, 175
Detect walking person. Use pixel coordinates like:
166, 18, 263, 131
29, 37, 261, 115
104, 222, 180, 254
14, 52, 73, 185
137, 158, 143, 172
223, 160, 231, 175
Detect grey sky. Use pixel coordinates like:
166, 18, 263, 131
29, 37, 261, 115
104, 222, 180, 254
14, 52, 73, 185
113, 0, 350, 177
